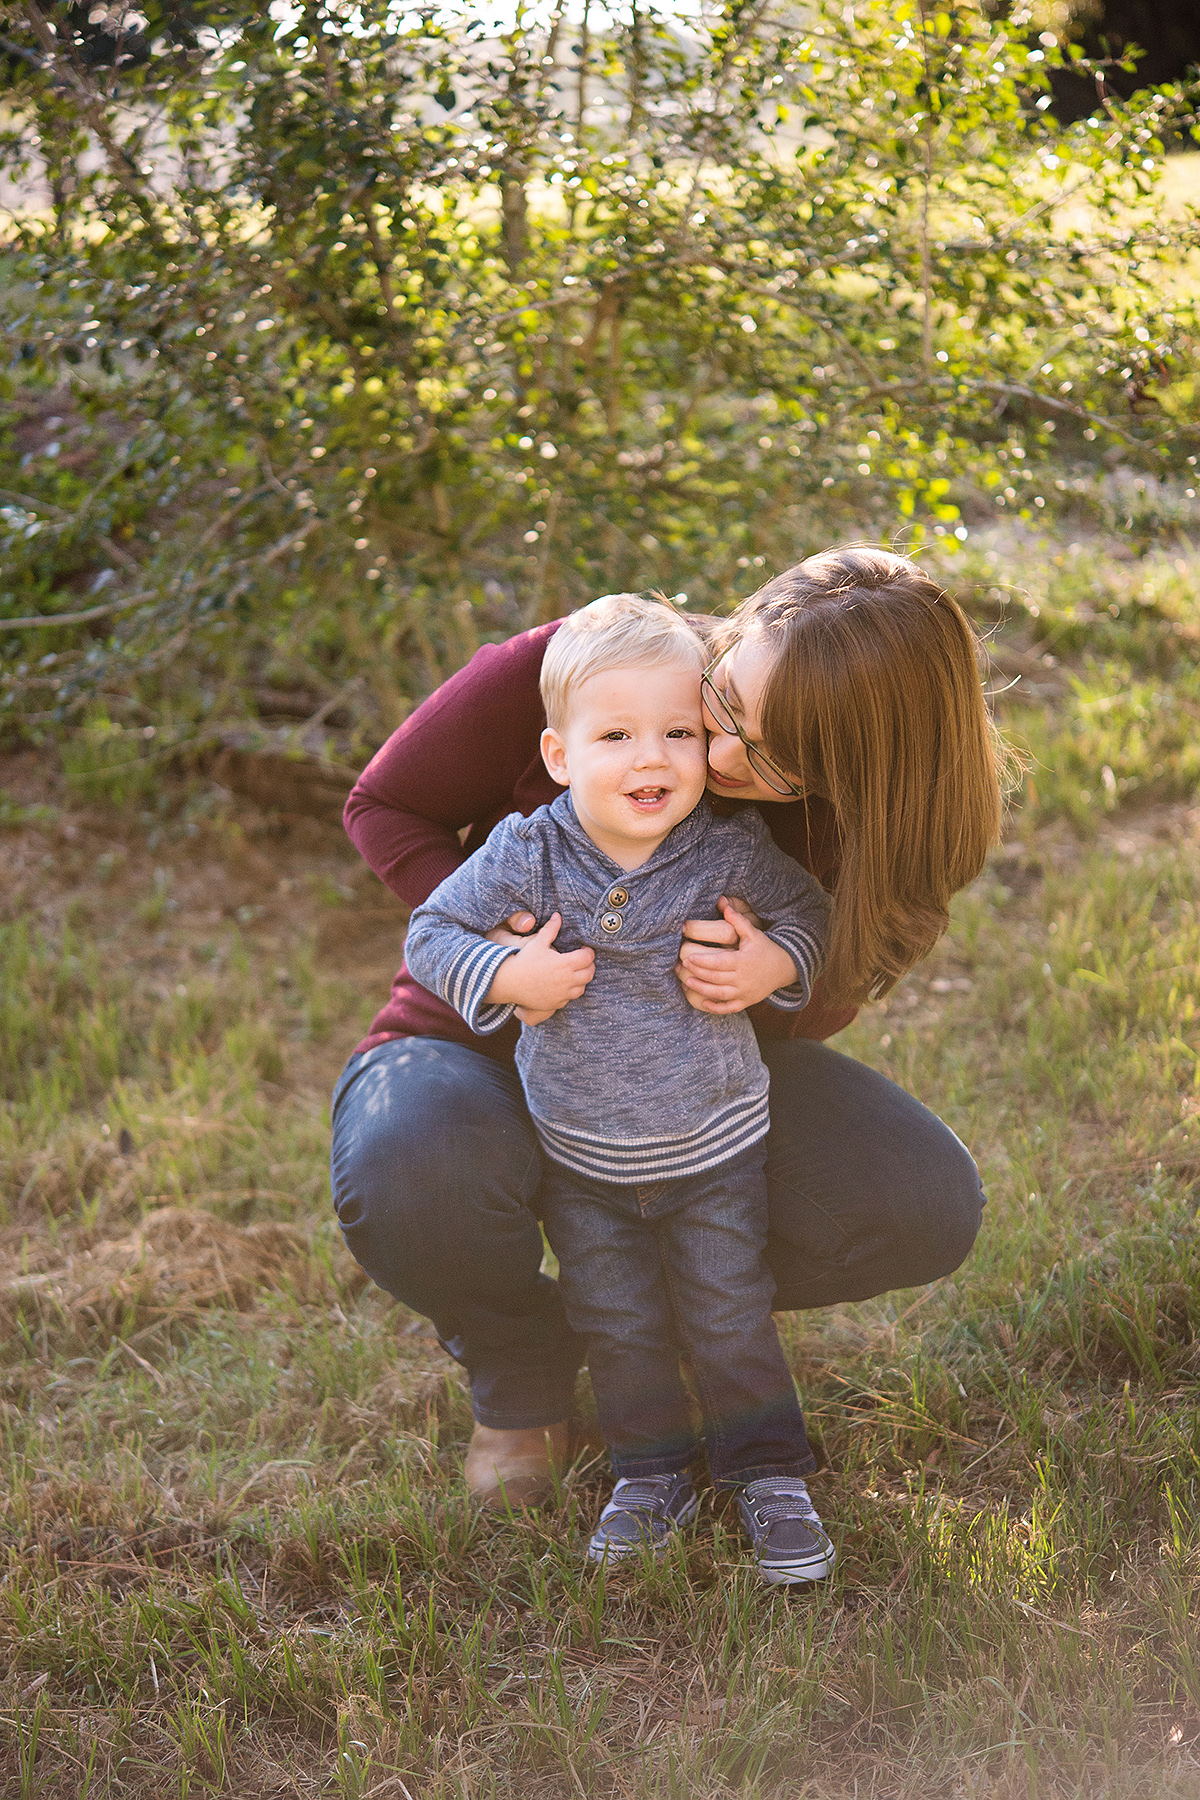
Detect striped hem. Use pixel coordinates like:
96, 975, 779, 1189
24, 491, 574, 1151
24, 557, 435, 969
533, 1090, 770, 1183
440, 938, 518, 1035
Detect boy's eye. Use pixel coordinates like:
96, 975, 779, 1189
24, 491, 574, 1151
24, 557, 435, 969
600, 730, 629, 741
666, 727, 696, 738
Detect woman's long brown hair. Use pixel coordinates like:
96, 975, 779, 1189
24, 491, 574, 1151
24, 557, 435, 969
717, 547, 1008, 1005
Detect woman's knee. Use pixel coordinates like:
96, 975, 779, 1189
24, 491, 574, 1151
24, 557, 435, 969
761, 1038, 986, 1302
913, 1126, 985, 1277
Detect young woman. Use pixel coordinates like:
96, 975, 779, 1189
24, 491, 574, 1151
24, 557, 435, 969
331, 547, 1006, 1509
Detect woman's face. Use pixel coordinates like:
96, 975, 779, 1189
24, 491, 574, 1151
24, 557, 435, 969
703, 631, 797, 804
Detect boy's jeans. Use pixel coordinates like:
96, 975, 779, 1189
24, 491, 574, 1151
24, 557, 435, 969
541, 1143, 816, 1488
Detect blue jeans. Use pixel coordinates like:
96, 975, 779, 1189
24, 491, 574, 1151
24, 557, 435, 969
542, 1145, 813, 1487
329, 1035, 985, 1430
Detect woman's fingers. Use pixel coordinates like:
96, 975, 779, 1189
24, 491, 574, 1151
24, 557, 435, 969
677, 963, 738, 992
486, 911, 537, 946
485, 924, 532, 948
674, 961, 739, 1000
680, 948, 738, 968
680, 897, 763, 955
719, 897, 759, 942
679, 984, 745, 1014
678, 947, 739, 976
718, 894, 762, 927
680, 916, 739, 948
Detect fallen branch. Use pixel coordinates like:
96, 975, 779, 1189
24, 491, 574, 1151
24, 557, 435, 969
3, 590, 156, 629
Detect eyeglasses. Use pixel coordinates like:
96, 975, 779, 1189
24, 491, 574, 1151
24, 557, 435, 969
701, 659, 804, 798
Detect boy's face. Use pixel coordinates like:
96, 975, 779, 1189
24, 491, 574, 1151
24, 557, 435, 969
541, 661, 708, 870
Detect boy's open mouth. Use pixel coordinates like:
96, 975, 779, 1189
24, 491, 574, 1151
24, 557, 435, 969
625, 786, 669, 809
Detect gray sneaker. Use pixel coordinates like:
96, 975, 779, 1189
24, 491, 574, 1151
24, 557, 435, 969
735, 1477, 836, 1586
587, 1473, 699, 1564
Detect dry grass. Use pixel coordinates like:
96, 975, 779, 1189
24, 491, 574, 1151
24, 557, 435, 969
3, 551, 1200, 1795
2, 1205, 334, 1336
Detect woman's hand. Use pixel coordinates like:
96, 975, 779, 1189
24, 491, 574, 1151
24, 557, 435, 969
484, 909, 538, 949
675, 897, 798, 1014
486, 913, 595, 1026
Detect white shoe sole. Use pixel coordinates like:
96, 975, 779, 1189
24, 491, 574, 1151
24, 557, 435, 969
586, 1492, 701, 1563
755, 1540, 836, 1585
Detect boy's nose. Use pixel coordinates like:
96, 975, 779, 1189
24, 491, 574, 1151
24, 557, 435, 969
632, 739, 669, 767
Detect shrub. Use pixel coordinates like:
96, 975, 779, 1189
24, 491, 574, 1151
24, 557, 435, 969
0, 0, 1196, 749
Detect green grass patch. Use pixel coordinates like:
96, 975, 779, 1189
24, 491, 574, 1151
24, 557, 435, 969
3, 652, 1200, 1794
951, 537, 1200, 830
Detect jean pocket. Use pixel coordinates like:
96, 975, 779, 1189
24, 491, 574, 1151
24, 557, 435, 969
634, 1181, 670, 1217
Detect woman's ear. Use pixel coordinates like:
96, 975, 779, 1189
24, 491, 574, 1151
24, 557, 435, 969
541, 727, 569, 787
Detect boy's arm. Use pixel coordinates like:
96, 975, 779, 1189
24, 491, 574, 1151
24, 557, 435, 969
738, 831, 831, 1012
403, 817, 535, 1035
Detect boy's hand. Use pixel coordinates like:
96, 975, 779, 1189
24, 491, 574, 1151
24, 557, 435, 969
486, 913, 595, 1024
675, 897, 797, 1014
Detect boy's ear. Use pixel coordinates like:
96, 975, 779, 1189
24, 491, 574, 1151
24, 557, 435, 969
540, 727, 569, 787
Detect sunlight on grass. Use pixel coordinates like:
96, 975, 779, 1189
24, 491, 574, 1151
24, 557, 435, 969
3, 567, 1200, 1793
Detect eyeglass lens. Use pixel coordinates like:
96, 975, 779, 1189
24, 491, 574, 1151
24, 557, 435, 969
701, 674, 797, 796
702, 678, 737, 734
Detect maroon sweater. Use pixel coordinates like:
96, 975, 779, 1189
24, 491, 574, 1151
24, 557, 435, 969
343, 620, 858, 1061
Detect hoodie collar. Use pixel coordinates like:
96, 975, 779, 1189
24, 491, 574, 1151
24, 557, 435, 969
548, 790, 712, 878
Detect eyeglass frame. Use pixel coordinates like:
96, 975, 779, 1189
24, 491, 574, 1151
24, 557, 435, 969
700, 657, 804, 798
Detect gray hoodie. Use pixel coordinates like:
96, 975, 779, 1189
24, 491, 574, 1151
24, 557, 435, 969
404, 793, 830, 1182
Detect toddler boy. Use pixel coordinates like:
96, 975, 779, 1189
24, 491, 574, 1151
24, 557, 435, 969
404, 595, 835, 1584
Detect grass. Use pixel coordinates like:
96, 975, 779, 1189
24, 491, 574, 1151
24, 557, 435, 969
2, 530, 1200, 1796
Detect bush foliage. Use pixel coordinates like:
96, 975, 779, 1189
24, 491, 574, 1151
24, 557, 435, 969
0, 0, 1197, 751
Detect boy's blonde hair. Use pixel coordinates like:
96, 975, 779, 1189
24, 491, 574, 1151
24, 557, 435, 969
540, 593, 706, 732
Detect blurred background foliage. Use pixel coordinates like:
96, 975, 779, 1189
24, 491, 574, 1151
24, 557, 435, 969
0, 0, 1197, 823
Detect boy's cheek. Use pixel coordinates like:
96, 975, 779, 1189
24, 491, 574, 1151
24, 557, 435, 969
681, 751, 711, 800
675, 735, 708, 771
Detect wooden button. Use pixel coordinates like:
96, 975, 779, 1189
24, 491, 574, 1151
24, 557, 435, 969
600, 912, 623, 933
608, 887, 628, 908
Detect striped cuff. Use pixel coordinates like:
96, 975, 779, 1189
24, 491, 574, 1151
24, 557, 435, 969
762, 924, 824, 1012
441, 938, 520, 1035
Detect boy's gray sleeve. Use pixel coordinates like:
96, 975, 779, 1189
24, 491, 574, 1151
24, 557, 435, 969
403, 814, 538, 1035
737, 823, 832, 1012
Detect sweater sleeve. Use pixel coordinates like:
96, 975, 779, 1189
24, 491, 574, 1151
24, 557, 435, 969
402, 816, 540, 1035
342, 623, 559, 908
735, 820, 832, 1013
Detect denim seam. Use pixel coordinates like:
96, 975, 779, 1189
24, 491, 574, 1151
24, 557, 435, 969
659, 1236, 743, 1484
657, 1199, 812, 1487
661, 1243, 736, 1482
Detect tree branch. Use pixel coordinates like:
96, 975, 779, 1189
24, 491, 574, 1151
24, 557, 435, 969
22, 1, 164, 243
3, 590, 156, 630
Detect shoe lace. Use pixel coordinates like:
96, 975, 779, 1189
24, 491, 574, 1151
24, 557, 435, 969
605, 1476, 685, 1518
742, 1478, 821, 1529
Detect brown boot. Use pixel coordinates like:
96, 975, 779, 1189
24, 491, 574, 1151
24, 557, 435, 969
464, 1421, 569, 1511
